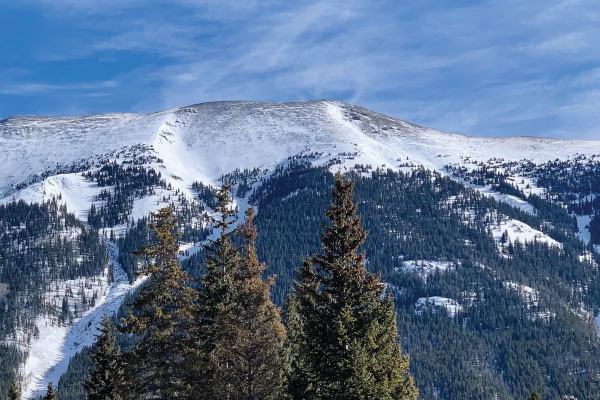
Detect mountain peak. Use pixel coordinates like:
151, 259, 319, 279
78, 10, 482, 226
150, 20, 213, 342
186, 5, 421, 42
2, 100, 600, 201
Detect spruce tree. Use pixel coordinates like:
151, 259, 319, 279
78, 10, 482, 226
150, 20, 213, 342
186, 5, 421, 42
122, 207, 197, 398
194, 183, 239, 398
9, 380, 20, 400
213, 207, 287, 400
84, 315, 125, 400
287, 173, 418, 400
527, 390, 542, 400
197, 183, 238, 353
43, 382, 57, 400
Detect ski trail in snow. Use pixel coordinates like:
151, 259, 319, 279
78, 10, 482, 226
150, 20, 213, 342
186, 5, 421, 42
24, 241, 144, 399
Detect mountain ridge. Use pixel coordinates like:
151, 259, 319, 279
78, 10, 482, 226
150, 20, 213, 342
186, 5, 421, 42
2, 100, 600, 200
3, 99, 599, 142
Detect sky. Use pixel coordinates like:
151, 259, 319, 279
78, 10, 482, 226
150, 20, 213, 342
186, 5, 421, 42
0, 0, 599, 139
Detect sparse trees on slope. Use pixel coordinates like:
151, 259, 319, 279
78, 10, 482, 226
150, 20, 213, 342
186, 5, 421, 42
122, 207, 197, 399
84, 315, 125, 400
287, 173, 418, 400
213, 207, 286, 400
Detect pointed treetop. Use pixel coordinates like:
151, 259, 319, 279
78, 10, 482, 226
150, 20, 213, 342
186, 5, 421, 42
43, 382, 57, 400
528, 390, 542, 400
319, 173, 368, 262
213, 182, 237, 234
239, 206, 258, 244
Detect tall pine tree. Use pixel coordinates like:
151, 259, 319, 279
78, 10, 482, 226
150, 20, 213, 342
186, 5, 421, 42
287, 173, 418, 400
122, 207, 197, 399
84, 315, 125, 400
197, 183, 239, 353
213, 207, 287, 400
193, 183, 240, 398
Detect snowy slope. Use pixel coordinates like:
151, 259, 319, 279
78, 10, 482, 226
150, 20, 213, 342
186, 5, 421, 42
22, 241, 144, 399
3, 100, 600, 202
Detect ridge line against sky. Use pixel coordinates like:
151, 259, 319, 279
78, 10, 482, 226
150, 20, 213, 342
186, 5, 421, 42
0, 0, 599, 139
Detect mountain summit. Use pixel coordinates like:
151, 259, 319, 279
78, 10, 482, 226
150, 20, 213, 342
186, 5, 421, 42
2, 100, 600, 201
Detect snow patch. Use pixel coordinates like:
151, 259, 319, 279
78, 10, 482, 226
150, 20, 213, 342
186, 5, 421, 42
415, 296, 463, 317
396, 260, 456, 281
490, 216, 561, 250
503, 281, 539, 307
575, 214, 592, 244
1, 173, 103, 221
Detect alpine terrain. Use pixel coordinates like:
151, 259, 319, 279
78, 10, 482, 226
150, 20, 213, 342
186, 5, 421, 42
2, 100, 600, 399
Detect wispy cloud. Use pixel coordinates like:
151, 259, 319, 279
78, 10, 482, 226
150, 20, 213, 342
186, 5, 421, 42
0, 80, 117, 95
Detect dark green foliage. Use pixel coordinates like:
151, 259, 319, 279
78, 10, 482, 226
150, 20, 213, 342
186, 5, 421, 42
287, 173, 418, 400
21, 160, 600, 400
117, 217, 152, 282
84, 315, 125, 400
212, 207, 287, 400
447, 156, 600, 245
116, 204, 210, 283
9, 379, 20, 400
122, 207, 198, 398
527, 390, 542, 400
591, 214, 600, 244
247, 164, 600, 399
0, 199, 107, 395
192, 184, 239, 398
192, 181, 218, 208
56, 304, 140, 400
0, 349, 24, 400
85, 163, 167, 228
43, 382, 56, 400
196, 184, 239, 354
56, 347, 93, 400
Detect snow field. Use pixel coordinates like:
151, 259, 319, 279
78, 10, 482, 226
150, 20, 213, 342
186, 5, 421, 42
415, 297, 463, 317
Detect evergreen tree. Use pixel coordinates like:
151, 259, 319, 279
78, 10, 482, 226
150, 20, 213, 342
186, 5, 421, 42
122, 207, 197, 398
43, 382, 57, 400
213, 207, 287, 400
287, 173, 418, 400
9, 380, 20, 400
197, 183, 239, 352
194, 183, 239, 398
527, 390, 542, 400
84, 315, 125, 400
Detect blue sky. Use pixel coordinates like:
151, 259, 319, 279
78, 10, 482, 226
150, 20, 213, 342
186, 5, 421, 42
0, 0, 599, 139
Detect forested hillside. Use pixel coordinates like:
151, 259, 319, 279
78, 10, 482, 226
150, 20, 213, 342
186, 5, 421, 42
0, 200, 108, 399
43, 163, 600, 400
2, 100, 600, 399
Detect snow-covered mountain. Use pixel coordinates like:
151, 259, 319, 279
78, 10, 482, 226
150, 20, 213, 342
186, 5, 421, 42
3, 100, 600, 200
2, 100, 600, 399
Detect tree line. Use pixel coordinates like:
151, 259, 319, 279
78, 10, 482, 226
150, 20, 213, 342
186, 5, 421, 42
14, 174, 419, 400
